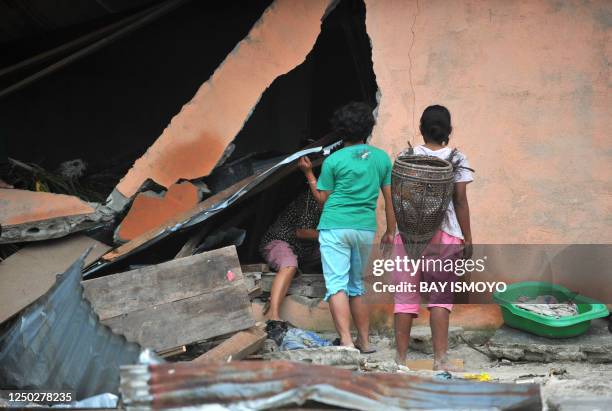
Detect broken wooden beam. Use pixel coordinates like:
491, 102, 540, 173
83, 246, 254, 351
194, 324, 267, 363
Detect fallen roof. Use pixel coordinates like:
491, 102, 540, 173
0, 188, 113, 243
119, 360, 542, 410
0, 250, 142, 399
85, 145, 328, 276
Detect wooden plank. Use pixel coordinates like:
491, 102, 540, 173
83, 246, 242, 320
0, 234, 110, 324
83, 246, 254, 351
157, 345, 186, 358
260, 272, 326, 298
195, 324, 267, 363
241, 263, 270, 273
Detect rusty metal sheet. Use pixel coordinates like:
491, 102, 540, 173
120, 360, 542, 410
0, 250, 142, 399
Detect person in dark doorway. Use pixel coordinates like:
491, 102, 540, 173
260, 190, 322, 330
298, 102, 396, 353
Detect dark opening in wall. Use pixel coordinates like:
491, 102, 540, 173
225, 0, 378, 264
84, 0, 378, 274
0, 0, 272, 194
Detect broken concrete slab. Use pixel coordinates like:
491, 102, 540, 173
487, 320, 612, 363
110, 0, 335, 207
0, 234, 111, 324
409, 326, 464, 354
83, 246, 254, 351
0, 188, 113, 243
263, 346, 362, 369
252, 294, 336, 332
260, 272, 326, 298
113, 181, 201, 243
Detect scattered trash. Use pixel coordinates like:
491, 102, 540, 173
434, 371, 453, 380
279, 327, 332, 351
463, 372, 492, 382
226, 270, 235, 281
265, 319, 289, 346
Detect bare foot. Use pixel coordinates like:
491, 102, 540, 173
354, 337, 376, 353
433, 357, 462, 372
394, 353, 406, 366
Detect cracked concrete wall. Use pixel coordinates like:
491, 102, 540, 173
110, 0, 334, 208
365, 0, 611, 244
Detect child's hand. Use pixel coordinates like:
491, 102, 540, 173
297, 156, 313, 174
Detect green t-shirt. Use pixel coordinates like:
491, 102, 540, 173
317, 144, 392, 231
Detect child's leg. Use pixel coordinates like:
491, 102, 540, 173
329, 292, 353, 347
423, 230, 463, 371
319, 230, 353, 347
394, 313, 414, 364
430, 307, 455, 370
262, 241, 299, 321
268, 266, 297, 320
347, 230, 376, 351
392, 233, 421, 363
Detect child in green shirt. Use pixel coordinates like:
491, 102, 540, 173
298, 102, 396, 352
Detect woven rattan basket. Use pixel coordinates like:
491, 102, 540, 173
391, 155, 455, 258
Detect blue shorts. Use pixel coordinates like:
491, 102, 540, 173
319, 229, 376, 301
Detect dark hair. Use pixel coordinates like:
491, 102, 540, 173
419, 105, 452, 145
330, 102, 375, 143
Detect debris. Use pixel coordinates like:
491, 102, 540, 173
0, 188, 113, 243
83, 245, 254, 351
57, 159, 87, 179
263, 346, 362, 368
410, 325, 464, 354
463, 372, 492, 382
434, 371, 453, 380
404, 358, 465, 371
113, 181, 201, 243
0, 251, 141, 399
119, 360, 542, 410
195, 324, 267, 363
0, 234, 110, 324
92, 145, 325, 270
265, 319, 289, 346
279, 327, 333, 351
157, 345, 187, 358
260, 272, 327, 298
110, 0, 335, 205
487, 322, 612, 363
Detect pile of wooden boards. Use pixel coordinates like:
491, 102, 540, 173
0, 236, 268, 363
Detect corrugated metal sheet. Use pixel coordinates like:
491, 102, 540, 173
119, 360, 542, 411
0, 249, 142, 399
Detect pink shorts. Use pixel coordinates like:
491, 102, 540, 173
262, 240, 298, 271
393, 230, 463, 316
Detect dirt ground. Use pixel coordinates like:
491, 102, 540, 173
330, 330, 612, 411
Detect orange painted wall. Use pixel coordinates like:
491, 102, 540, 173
364, 0, 611, 326
113, 0, 333, 201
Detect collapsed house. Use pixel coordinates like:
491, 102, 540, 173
0, 0, 611, 408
